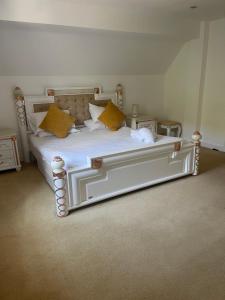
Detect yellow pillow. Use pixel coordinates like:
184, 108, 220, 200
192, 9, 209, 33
39, 104, 75, 138
98, 102, 125, 131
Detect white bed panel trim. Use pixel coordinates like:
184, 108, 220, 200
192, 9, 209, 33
66, 142, 194, 210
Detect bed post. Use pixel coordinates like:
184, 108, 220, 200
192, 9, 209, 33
116, 84, 124, 111
14, 87, 30, 162
51, 156, 69, 217
192, 131, 202, 176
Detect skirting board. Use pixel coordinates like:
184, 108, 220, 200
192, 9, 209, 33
202, 141, 225, 152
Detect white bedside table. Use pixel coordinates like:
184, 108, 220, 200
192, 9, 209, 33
126, 115, 157, 134
0, 129, 21, 172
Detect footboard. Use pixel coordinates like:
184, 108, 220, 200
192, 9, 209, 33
67, 142, 193, 209
51, 132, 201, 217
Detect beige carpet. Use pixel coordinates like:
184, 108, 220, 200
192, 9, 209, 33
0, 148, 225, 300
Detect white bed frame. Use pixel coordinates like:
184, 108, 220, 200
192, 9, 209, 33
14, 86, 201, 217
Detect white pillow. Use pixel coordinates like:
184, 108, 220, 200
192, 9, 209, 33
37, 125, 79, 137
89, 103, 105, 123
29, 111, 48, 135
84, 119, 105, 131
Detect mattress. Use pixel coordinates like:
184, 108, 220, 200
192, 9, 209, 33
29, 127, 182, 170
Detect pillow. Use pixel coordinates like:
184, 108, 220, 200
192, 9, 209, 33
37, 124, 78, 137
98, 102, 125, 131
84, 119, 105, 131
30, 110, 70, 136
39, 104, 75, 138
89, 103, 105, 123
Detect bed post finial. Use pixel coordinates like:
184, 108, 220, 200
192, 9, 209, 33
192, 131, 202, 176
116, 83, 123, 110
51, 156, 69, 217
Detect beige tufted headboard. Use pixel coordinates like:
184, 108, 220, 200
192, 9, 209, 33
31, 86, 115, 125
33, 94, 111, 125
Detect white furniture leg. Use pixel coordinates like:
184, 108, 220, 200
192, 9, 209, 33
177, 124, 182, 137
167, 127, 171, 136
51, 156, 69, 217
192, 131, 202, 176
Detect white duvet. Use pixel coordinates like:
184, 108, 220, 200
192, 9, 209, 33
29, 127, 182, 170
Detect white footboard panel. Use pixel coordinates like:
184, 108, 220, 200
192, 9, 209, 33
67, 142, 194, 210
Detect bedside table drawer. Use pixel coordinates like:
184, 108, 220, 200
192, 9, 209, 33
0, 149, 15, 160
137, 121, 156, 131
0, 157, 16, 170
0, 139, 13, 150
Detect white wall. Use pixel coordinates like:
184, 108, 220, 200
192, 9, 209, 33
164, 35, 204, 138
164, 18, 225, 151
200, 19, 225, 150
0, 21, 182, 76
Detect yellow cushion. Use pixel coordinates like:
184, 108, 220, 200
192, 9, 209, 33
39, 104, 75, 138
98, 102, 125, 131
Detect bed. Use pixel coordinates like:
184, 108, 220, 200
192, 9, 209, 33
14, 85, 201, 217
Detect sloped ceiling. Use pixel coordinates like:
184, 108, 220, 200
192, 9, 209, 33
0, 0, 200, 39
0, 21, 183, 76
2, 0, 222, 76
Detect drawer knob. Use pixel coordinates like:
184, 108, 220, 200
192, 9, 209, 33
0, 161, 4, 165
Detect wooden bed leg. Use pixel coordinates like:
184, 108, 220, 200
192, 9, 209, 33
192, 131, 202, 176
51, 156, 69, 217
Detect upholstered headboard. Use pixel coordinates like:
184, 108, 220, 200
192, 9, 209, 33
33, 94, 111, 125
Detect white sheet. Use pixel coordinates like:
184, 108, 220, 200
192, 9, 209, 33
29, 127, 182, 170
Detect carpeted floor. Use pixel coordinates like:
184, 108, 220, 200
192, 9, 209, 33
0, 148, 225, 300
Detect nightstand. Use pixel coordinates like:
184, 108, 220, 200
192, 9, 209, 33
158, 120, 182, 137
0, 129, 21, 172
126, 115, 157, 134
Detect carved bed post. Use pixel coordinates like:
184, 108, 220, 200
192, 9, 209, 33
51, 156, 69, 217
14, 87, 30, 162
116, 84, 123, 111
192, 131, 202, 176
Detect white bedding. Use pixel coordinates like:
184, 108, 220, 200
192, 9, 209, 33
29, 127, 182, 170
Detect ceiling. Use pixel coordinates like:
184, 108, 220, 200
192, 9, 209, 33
0, 0, 224, 39
78, 0, 225, 20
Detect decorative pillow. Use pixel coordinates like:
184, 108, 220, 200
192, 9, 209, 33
89, 103, 105, 123
30, 110, 70, 136
39, 104, 75, 138
84, 119, 105, 131
98, 102, 125, 131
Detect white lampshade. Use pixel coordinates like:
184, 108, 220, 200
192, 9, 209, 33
132, 104, 139, 117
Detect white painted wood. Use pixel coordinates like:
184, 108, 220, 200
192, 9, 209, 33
45, 86, 102, 96
29, 130, 198, 216
95, 92, 118, 105
22, 95, 54, 161
51, 157, 69, 217
24, 96, 54, 122
126, 115, 157, 133
0, 129, 21, 172
66, 141, 194, 211
160, 123, 182, 137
